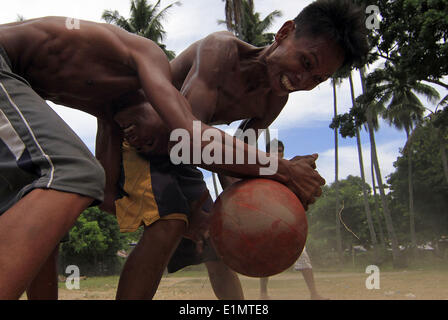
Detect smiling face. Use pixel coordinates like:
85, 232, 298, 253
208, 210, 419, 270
265, 21, 345, 96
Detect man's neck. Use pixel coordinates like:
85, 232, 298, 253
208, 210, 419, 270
238, 45, 274, 93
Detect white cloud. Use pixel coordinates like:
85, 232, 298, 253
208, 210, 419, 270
48, 102, 97, 154
271, 73, 364, 130
317, 138, 404, 188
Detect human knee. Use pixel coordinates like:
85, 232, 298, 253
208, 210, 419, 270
143, 219, 186, 243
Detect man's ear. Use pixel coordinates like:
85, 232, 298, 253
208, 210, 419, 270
275, 20, 296, 43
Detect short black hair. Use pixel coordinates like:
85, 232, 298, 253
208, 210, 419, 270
266, 139, 284, 153
294, 0, 369, 70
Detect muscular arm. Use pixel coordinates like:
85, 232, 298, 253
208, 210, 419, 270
124, 33, 324, 205
95, 118, 123, 214
126, 34, 292, 182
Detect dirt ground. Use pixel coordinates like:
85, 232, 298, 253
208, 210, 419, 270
50, 269, 448, 300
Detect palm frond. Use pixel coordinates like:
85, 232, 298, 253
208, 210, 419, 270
102, 10, 132, 32
411, 82, 440, 104
102, 0, 177, 59
436, 94, 448, 111
256, 10, 282, 34
220, 0, 282, 46
145, 1, 181, 41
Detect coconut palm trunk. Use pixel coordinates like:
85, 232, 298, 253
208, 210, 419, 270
359, 67, 401, 266
223, 0, 243, 39
405, 128, 417, 250
370, 153, 386, 248
348, 74, 378, 252
332, 80, 343, 263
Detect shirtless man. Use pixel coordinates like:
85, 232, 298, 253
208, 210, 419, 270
0, 15, 325, 299
110, 0, 368, 300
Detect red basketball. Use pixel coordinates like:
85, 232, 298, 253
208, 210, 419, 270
209, 178, 308, 277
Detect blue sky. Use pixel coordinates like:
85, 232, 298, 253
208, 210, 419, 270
1, 0, 446, 198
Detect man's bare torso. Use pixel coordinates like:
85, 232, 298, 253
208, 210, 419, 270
115, 31, 289, 155
0, 17, 149, 118
171, 31, 288, 126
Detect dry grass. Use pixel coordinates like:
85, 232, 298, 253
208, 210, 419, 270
40, 268, 448, 300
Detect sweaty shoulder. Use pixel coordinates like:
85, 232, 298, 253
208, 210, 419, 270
198, 31, 240, 69
170, 31, 237, 89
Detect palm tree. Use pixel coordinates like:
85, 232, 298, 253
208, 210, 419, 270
102, 0, 180, 60
359, 67, 402, 266
373, 66, 440, 249
348, 73, 379, 258
331, 68, 380, 262
221, 0, 244, 39
219, 0, 282, 46
370, 153, 386, 248
331, 77, 343, 264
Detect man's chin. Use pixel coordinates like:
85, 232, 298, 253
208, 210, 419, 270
270, 80, 290, 97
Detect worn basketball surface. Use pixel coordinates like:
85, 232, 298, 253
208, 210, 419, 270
210, 178, 308, 277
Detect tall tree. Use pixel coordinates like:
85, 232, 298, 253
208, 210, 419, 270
372, 65, 440, 248
222, 0, 244, 39
359, 67, 402, 266
348, 73, 378, 257
370, 151, 386, 248
427, 103, 448, 185
330, 66, 380, 260
364, 0, 448, 89
331, 77, 343, 264
102, 0, 180, 60
388, 119, 448, 245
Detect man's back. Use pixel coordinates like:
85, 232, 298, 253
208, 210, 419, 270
0, 17, 160, 117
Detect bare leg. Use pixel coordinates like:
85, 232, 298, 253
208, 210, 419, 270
0, 189, 93, 300
116, 219, 186, 300
259, 277, 270, 299
205, 260, 244, 300
301, 268, 328, 300
26, 246, 60, 300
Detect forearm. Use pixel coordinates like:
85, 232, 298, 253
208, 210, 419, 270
96, 119, 123, 214
134, 48, 290, 184
170, 124, 290, 184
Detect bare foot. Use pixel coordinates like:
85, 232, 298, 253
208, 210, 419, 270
311, 294, 330, 300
